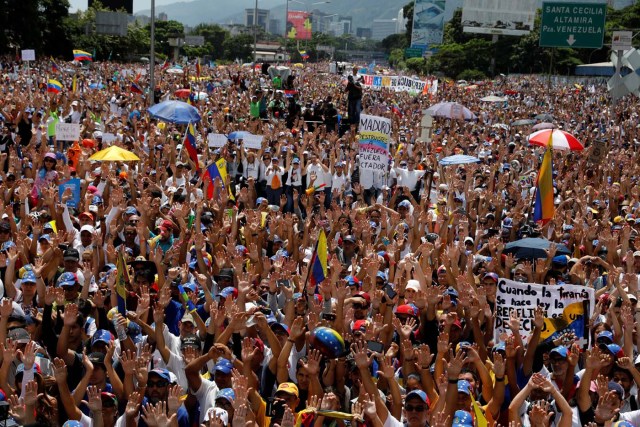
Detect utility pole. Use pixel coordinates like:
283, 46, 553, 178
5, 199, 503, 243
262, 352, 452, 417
149, 0, 156, 105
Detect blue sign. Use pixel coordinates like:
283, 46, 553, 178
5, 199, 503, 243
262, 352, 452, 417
59, 178, 82, 209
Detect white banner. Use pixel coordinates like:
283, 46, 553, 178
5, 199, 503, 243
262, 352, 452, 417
243, 134, 263, 150
359, 74, 438, 94
494, 278, 594, 346
207, 133, 227, 148
358, 115, 391, 172
55, 123, 81, 141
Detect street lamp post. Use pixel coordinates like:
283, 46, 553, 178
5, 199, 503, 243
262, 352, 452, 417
149, 0, 156, 105
253, 0, 258, 63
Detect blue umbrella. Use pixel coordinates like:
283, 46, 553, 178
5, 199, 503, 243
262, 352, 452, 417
88, 83, 105, 89
504, 238, 571, 260
439, 154, 481, 166
227, 131, 252, 140
148, 100, 201, 125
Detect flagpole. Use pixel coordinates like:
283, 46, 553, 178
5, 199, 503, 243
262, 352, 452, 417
302, 234, 320, 297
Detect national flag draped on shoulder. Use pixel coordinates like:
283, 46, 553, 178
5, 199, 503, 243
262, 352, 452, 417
115, 249, 129, 315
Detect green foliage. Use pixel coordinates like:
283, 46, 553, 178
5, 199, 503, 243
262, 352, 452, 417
381, 33, 408, 52
405, 57, 426, 73
457, 69, 486, 81
223, 34, 254, 62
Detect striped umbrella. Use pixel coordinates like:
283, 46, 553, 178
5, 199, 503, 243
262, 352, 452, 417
527, 129, 584, 151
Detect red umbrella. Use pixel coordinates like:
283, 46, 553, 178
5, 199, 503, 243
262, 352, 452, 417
527, 129, 584, 151
175, 89, 191, 98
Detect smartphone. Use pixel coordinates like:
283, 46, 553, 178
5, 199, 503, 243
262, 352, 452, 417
367, 340, 384, 354
321, 312, 336, 321
384, 285, 397, 301
270, 400, 286, 419
277, 279, 291, 289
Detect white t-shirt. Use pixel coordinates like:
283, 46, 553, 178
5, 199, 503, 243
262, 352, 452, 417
286, 166, 303, 186
193, 377, 220, 423
394, 168, 426, 191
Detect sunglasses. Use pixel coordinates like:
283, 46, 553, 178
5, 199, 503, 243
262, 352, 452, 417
404, 405, 426, 412
147, 380, 169, 388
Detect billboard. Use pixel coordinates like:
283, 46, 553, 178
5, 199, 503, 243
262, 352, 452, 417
461, 0, 537, 36
287, 11, 312, 40
411, 0, 446, 48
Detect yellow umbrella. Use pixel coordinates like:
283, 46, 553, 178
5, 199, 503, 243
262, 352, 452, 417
293, 63, 304, 68
89, 145, 140, 162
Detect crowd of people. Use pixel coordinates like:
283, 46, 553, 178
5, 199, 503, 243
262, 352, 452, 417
0, 56, 637, 427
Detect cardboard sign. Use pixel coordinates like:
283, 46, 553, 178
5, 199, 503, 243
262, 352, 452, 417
55, 123, 81, 141
588, 139, 607, 165
494, 278, 594, 347
358, 114, 391, 172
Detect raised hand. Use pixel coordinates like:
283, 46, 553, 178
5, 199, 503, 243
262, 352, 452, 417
301, 348, 322, 376
351, 340, 373, 369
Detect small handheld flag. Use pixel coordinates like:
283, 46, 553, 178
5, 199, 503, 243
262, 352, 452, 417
533, 133, 555, 224
47, 79, 62, 94
305, 183, 326, 195
299, 50, 309, 60
130, 81, 143, 94
115, 249, 129, 315
183, 123, 201, 173
309, 229, 328, 287
178, 285, 197, 312
196, 58, 201, 78
50, 57, 60, 73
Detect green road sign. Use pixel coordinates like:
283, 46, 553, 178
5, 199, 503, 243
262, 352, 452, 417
405, 48, 424, 58
539, 2, 607, 49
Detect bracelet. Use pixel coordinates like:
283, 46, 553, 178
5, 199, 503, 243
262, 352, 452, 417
448, 378, 458, 384
495, 377, 505, 382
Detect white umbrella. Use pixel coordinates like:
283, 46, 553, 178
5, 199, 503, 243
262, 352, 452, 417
425, 102, 477, 121
532, 122, 555, 131
166, 67, 184, 74
480, 95, 508, 102
492, 123, 510, 130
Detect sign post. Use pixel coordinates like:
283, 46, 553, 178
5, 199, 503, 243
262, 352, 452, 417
539, 2, 607, 49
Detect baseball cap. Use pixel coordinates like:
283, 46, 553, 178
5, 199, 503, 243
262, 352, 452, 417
214, 358, 233, 374
276, 382, 299, 398
215, 388, 236, 404
88, 352, 106, 366
181, 312, 195, 325
63, 248, 80, 261
405, 389, 428, 404
91, 329, 113, 346
452, 410, 474, 427
80, 225, 95, 234
483, 272, 499, 282
22, 271, 37, 284
600, 343, 625, 358
406, 279, 421, 292
354, 292, 370, 305
343, 235, 356, 243
38, 234, 51, 243
57, 272, 78, 287
218, 287, 238, 299
457, 380, 472, 395
78, 211, 94, 221
101, 392, 118, 407
596, 330, 614, 344
608, 381, 625, 398
203, 408, 228, 425
552, 255, 568, 266
353, 319, 368, 332
344, 275, 360, 287
180, 334, 201, 350
149, 368, 171, 382
395, 304, 418, 317
398, 200, 411, 209
549, 346, 568, 358
8, 328, 30, 344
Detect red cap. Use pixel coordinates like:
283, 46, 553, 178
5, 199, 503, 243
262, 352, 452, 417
253, 337, 265, 353
395, 304, 418, 317
79, 212, 94, 221
452, 319, 463, 329
160, 219, 174, 230
87, 185, 99, 194
353, 320, 368, 332
355, 292, 371, 305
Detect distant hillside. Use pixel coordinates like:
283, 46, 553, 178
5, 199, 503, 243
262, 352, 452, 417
137, 0, 410, 30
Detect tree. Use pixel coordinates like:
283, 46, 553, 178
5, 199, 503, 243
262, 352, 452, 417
381, 33, 408, 52
149, 20, 185, 56
223, 34, 253, 62
403, 1, 414, 45
191, 23, 229, 60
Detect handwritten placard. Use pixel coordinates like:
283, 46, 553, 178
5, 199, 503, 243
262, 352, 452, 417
55, 123, 81, 141
243, 134, 264, 150
207, 133, 227, 148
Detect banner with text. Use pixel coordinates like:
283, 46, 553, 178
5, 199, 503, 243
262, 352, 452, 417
287, 11, 312, 40
55, 123, 81, 141
359, 74, 438, 95
359, 114, 391, 173
494, 278, 594, 347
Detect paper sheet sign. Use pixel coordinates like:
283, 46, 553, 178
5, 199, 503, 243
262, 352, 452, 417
55, 123, 81, 141
21, 50, 35, 61
243, 134, 264, 149
207, 133, 227, 148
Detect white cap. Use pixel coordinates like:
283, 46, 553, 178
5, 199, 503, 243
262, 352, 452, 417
80, 225, 95, 233
406, 280, 420, 292
203, 408, 228, 424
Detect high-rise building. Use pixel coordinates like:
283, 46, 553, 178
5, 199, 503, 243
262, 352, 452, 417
89, 0, 132, 14
371, 19, 398, 40
245, 8, 270, 32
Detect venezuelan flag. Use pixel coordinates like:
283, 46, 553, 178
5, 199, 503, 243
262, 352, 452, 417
391, 103, 403, 118
310, 229, 328, 287
130, 81, 143, 94
195, 58, 201, 78
540, 301, 589, 344
204, 158, 233, 200
183, 123, 200, 173
47, 79, 62, 94
115, 250, 129, 315
299, 50, 309, 60
73, 49, 93, 62
533, 134, 554, 224
50, 57, 60, 73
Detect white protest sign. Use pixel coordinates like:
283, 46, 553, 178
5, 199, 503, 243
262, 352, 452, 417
494, 278, 594, 346
21, 50, 35, 62
102, 133, 116, 144
243, 134, 264, 150
55, 123, 81, 141
207, 133, 227, 148
358, 114, 391, 172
